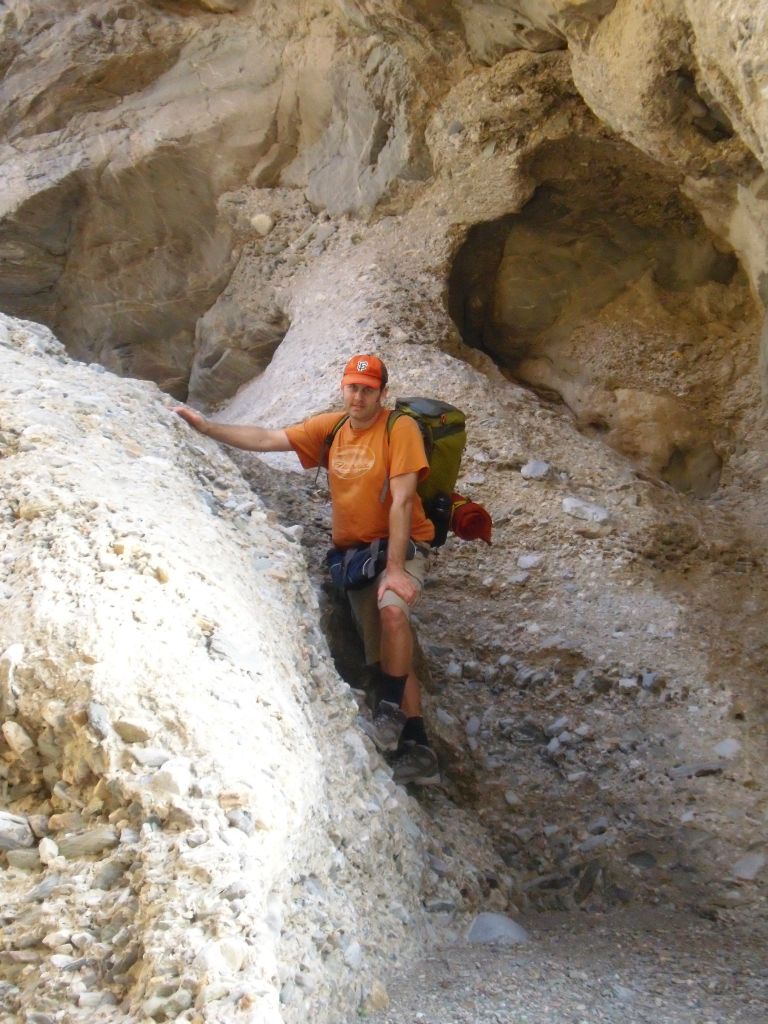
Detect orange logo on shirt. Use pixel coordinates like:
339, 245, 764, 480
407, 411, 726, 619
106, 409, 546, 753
332, 445, 376, 479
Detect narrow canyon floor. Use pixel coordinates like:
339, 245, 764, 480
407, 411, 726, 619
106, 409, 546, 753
373, 904, 767, 1024
230, 369, 768, 1023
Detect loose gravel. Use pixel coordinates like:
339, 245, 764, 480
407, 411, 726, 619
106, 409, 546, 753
372, 907, 767, 1024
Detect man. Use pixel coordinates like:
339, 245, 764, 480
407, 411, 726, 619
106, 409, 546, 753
175, 354, 439, 786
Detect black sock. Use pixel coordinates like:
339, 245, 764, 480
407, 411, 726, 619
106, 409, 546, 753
401, 716, 429, 747
378, 671, 407, 707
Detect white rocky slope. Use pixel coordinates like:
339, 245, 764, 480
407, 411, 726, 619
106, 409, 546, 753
2, 1, 768, 1020
0, 313, 511, 1023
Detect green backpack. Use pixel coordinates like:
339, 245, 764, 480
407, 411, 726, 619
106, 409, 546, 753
321, 397, 467, 546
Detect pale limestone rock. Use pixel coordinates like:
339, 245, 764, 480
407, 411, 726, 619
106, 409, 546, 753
57, 826, 119, 859
38, 836, 59, 865
194, 936, 249, 974
714, 738, 742, 759
731, 852, 766, 881
0, 643, 24, 677
113, 716, 157, 743
520, 460, 551, 480
0, 643, 23, 715
6, 848, 41, 870
2, 720, 34, 755
466, 912, 529, 944
149, 758, 193, 797
0, 318, 441, 1024
41, 929, 69, 949
131, 746, 172, 767
250, 213, 275, 236
562, 497, 610, 523
0, 811, 34, 851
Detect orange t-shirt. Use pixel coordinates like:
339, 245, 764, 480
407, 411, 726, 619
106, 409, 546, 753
285, 408, 435, 549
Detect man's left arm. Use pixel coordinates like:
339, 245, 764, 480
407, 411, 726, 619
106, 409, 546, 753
377, 471, 419, 605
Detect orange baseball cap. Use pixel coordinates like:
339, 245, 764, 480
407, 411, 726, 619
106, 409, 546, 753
341, 354, 388, 389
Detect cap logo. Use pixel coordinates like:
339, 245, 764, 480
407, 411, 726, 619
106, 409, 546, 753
357, 360, 369, 372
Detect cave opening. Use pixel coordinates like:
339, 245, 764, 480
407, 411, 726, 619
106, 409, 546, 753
446, 138, 756, 498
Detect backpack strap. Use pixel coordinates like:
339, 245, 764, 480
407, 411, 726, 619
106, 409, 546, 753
377, 410, 400, 502
385, 409, 404, 437
378, 408, 429, 504
313, 413, 349, 487
322, 414, 349, 468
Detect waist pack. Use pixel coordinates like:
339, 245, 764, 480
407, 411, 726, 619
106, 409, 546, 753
326, 538, 420, 592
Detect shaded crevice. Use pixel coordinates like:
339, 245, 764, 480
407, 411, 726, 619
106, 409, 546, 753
447, 137, 755, 497
672, 68, 735, 144
0, 178, 84, 316
0, 146, 236, 400
368, 115, 392, 168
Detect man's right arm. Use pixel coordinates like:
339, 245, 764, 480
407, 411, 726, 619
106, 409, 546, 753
174, 407, 293, 452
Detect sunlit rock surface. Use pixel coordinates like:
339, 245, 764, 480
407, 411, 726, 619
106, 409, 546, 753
0, 313, 517, 1021
2, 2, 768, 1021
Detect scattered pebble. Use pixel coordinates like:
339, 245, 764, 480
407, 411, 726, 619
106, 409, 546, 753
466, 912, 530, 945
562, 497, 611, 523
714, 738, 741, 759
517, 553, 544, 569
520, 460, 551, 480
731, 852, 766, 881
250, 213, 275, 236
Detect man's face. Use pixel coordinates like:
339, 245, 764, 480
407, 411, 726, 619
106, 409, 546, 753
341, 382, 385, 427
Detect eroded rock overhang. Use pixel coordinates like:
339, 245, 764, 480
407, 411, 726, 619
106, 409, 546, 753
1, 0, 767, 413
447, 135, 758, 496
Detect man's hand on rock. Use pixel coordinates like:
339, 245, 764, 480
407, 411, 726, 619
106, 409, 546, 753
174, 407, 208, 434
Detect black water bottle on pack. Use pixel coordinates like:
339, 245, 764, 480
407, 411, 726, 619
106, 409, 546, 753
428, 493, 452, 548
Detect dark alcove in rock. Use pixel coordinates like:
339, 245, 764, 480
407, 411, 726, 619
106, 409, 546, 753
447, 137, 758, 497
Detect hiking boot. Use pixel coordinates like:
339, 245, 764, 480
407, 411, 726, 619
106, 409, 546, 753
389, 742, 441, 786
361, 700, 407, 752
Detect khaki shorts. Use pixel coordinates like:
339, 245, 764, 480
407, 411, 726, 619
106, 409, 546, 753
347, 547, 429, 665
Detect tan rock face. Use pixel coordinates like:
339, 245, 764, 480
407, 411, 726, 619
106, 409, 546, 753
1, 0, 766, 403
2, 3, 768, 1019
568, 0, 768, 300
448, 134, 756, 493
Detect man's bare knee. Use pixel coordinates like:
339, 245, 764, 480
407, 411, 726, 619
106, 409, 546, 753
380, 604, 408, 632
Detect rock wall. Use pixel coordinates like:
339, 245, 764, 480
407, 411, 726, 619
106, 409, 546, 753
0, 314, 510, 1022
217, 206, 767, 919
2, 2, 768, 1021
3, 1, 766, 403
